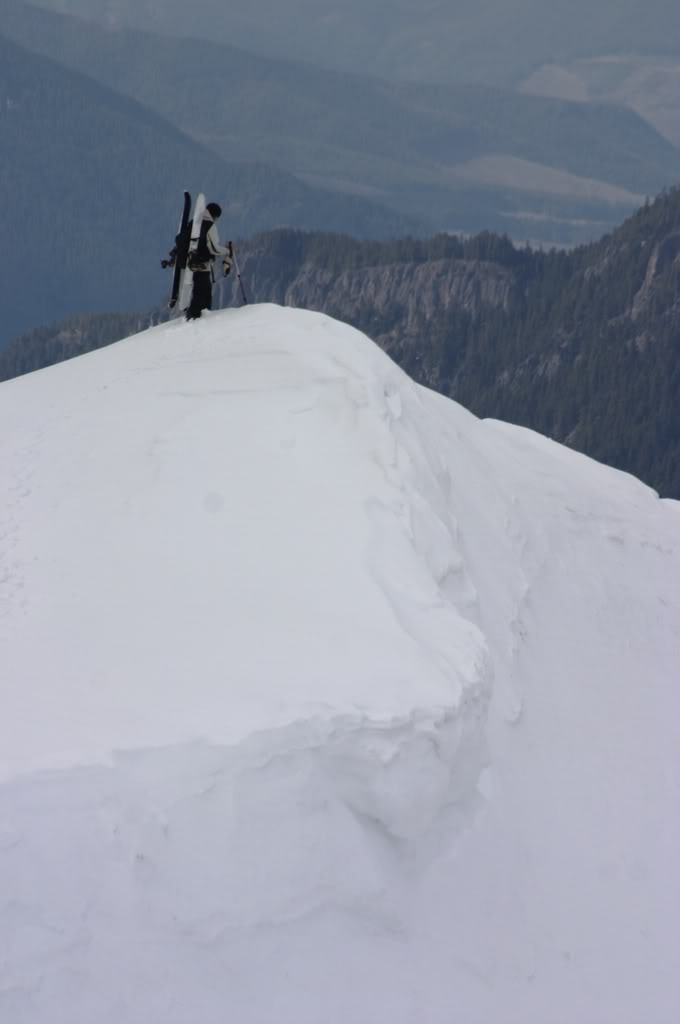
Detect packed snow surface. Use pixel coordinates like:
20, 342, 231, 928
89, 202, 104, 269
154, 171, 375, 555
1, 305, 679, 1023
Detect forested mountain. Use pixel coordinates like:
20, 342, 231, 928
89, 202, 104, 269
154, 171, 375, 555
5, 191, 679, 498
0, 312, 164, 381
32, 0, 680, 87
4, 0, 679, 246
0, 32, 418, 345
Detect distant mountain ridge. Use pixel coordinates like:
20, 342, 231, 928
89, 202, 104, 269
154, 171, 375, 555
0, 28, 419, 344
31, 0, 680, 86
520, 54, 680, 147
5, 191, 680, 498
4, 0, 679, 247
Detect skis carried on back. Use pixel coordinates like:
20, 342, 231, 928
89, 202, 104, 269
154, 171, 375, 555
178, 193, 206, 313
161, 191, 191, 309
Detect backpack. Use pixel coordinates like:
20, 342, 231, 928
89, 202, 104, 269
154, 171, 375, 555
188, 217, 213, 269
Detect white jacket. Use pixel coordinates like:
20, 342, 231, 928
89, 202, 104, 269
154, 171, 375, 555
206, 216, 230, 258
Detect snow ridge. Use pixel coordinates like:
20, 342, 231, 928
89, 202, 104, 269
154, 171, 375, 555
1, 305, 679, 1024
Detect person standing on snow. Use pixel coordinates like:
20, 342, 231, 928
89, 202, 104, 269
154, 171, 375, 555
186, 202, 232, 321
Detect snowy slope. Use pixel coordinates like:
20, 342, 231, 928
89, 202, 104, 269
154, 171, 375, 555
1, 305, 679, 1023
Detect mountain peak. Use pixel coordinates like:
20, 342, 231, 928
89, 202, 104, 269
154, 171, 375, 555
1, 306, 490, 787
2, 304, 678, 1022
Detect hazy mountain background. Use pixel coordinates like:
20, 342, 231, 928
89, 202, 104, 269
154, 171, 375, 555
0, 25, 419, 345
8, 0, 679, 252
5, 190, 679, 500
32, 0, 680, 147
29, 0, 680, 86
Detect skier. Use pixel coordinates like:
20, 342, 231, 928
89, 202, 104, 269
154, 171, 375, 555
185, 202, 232, 321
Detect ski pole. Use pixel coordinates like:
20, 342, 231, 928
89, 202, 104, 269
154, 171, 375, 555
230, 243, 249, 306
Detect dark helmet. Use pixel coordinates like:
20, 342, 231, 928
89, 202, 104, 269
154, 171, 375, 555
206, 202, 222, 219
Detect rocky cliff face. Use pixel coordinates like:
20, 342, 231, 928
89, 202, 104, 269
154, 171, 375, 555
291, 260, 510, 320
237, 246, 515, 387
630, 232, 680, 322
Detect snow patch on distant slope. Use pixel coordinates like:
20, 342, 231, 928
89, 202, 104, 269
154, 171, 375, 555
452, 153, 643, 204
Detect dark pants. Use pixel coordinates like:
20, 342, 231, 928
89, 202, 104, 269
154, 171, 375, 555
186, 271, 212, 320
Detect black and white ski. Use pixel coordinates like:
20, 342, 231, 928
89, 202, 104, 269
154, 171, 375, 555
178, 193, 206, 312
168, 191, 191, 309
